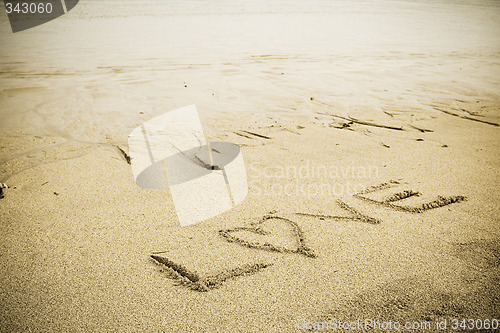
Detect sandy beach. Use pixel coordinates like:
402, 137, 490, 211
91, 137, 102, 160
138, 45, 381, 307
1, 0, 499, 332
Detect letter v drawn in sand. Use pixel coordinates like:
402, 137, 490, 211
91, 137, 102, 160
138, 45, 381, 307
295, 199, 382, 225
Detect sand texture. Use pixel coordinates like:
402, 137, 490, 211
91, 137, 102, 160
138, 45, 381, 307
1, 0, 500, 331
1, 106, 499, 331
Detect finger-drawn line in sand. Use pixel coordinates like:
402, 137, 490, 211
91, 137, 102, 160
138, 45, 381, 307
295, 199, 381, 225
115, 145, 131, 165
233, 130, 273, 140
219, 216, 317, 258
316, 111, 404, 131
233, 131, 254, 140
408, 124, 434, 133
281, 127, 301, 135
151, 255, 271, 292
241, 130, 272, 139
353, 181, 467, 213
432, 106, 499, 127
380, 142, 391, 148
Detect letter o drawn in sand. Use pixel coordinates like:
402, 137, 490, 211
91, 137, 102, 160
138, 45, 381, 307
128, 105, 248, 227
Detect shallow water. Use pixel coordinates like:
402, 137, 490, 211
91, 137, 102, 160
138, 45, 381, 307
0, 0, 499, 141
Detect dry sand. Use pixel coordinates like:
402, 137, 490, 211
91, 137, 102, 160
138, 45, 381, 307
1, 100, 499, 331
1, 1, 500, 332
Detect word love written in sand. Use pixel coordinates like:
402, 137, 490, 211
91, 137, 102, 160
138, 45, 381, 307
152, 181, 466, 292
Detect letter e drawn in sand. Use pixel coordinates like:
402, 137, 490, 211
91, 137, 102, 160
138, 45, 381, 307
353, 180, 467, 213
128, 105, 248, 226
